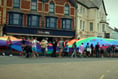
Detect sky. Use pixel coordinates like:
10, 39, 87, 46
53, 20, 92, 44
104, 0, 118, 29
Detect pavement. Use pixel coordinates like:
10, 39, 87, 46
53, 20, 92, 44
0, 56, 118, 79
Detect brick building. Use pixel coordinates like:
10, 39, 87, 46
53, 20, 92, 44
0, 0, 77, 40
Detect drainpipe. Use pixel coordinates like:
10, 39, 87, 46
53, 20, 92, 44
2, 0, 7, 36
42, 0, 46, 27
75, 3, 79, 39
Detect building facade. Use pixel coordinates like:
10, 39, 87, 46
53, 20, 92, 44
76, 0, 109, 38
106, 26, 118, 39
0, 0, 77, 40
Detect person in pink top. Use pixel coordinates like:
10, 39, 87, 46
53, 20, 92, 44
5, 37, 12, 56
79, 43, 84, 57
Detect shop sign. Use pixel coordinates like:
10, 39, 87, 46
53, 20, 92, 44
37, 30, 50, 35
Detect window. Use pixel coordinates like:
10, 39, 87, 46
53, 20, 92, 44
83, 7, 85, 14
97, 23, 99, 32
80, 20, 82, 29
83, 21, 85, 31
102, 24, 105, 32
28, 15, 39, 27
49, 2, 54, 13
46, 17, 57, 28
31, 0, 37, 10
62, 19, 72, 29
64, 5, 69, 15
80, 6, 82, 14
13, 0, 20, 8
9, 13, 22, 25
90, 22, 93, 31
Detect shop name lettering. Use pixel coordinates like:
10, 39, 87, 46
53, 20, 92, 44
38, 31, 50, 34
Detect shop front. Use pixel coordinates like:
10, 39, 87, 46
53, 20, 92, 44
3, 25, 75, 41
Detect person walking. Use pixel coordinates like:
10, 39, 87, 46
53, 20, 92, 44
31, 37, 39, 57
5, 37, 12, 56
45, 38, 48, 56
111, 45, 115, 57
40, 39, 47, 57
79, 43, 84, 57
21, 37, 26, 56
90, 44, 94, 57
100, 44, 105, 58
51, 38, 57, 57
24, 39, 32, 58
95, 42, 100, 57
58, 38, 64, 58
63, 41, 69, 57
85, 43, 91, 57
71, 42, 77, 58
107, 45, 112, 57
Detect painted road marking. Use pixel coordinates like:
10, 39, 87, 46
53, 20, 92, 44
99, 75, 104, 79
106, 70, 110, 72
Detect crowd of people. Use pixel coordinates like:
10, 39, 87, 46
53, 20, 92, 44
71, 42, 118, 58
1, 36, 118, 58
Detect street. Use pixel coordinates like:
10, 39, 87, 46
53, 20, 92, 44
0, 56, 118, 79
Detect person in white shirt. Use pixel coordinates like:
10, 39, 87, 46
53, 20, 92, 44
31, 37, 39, 57
45, 38, 48, 55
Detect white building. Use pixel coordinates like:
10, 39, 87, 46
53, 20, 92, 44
76, 0, 109, 38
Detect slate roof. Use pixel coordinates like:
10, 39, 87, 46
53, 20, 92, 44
77, 0, 107, 15
77, 0, 102, 8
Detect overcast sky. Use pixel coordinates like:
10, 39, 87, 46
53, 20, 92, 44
104, 0, 118, 29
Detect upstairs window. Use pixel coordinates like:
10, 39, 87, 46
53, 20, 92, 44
102, 24, 105, 32
13, 0, 20, 8
80, 20, 82, 29
83, 21, 85, 31
31, 0, 37, 10
62, 19, 72, 30
90, 22, 93, 32
28, 15, 39, 27
97, 23, 99, 32
9, 13, 22, 25
49, 2, 54, 13
64, 5, 69, 15
46, 17, 57, 28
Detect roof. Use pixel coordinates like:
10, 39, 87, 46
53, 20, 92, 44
77, 0, 107, 15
